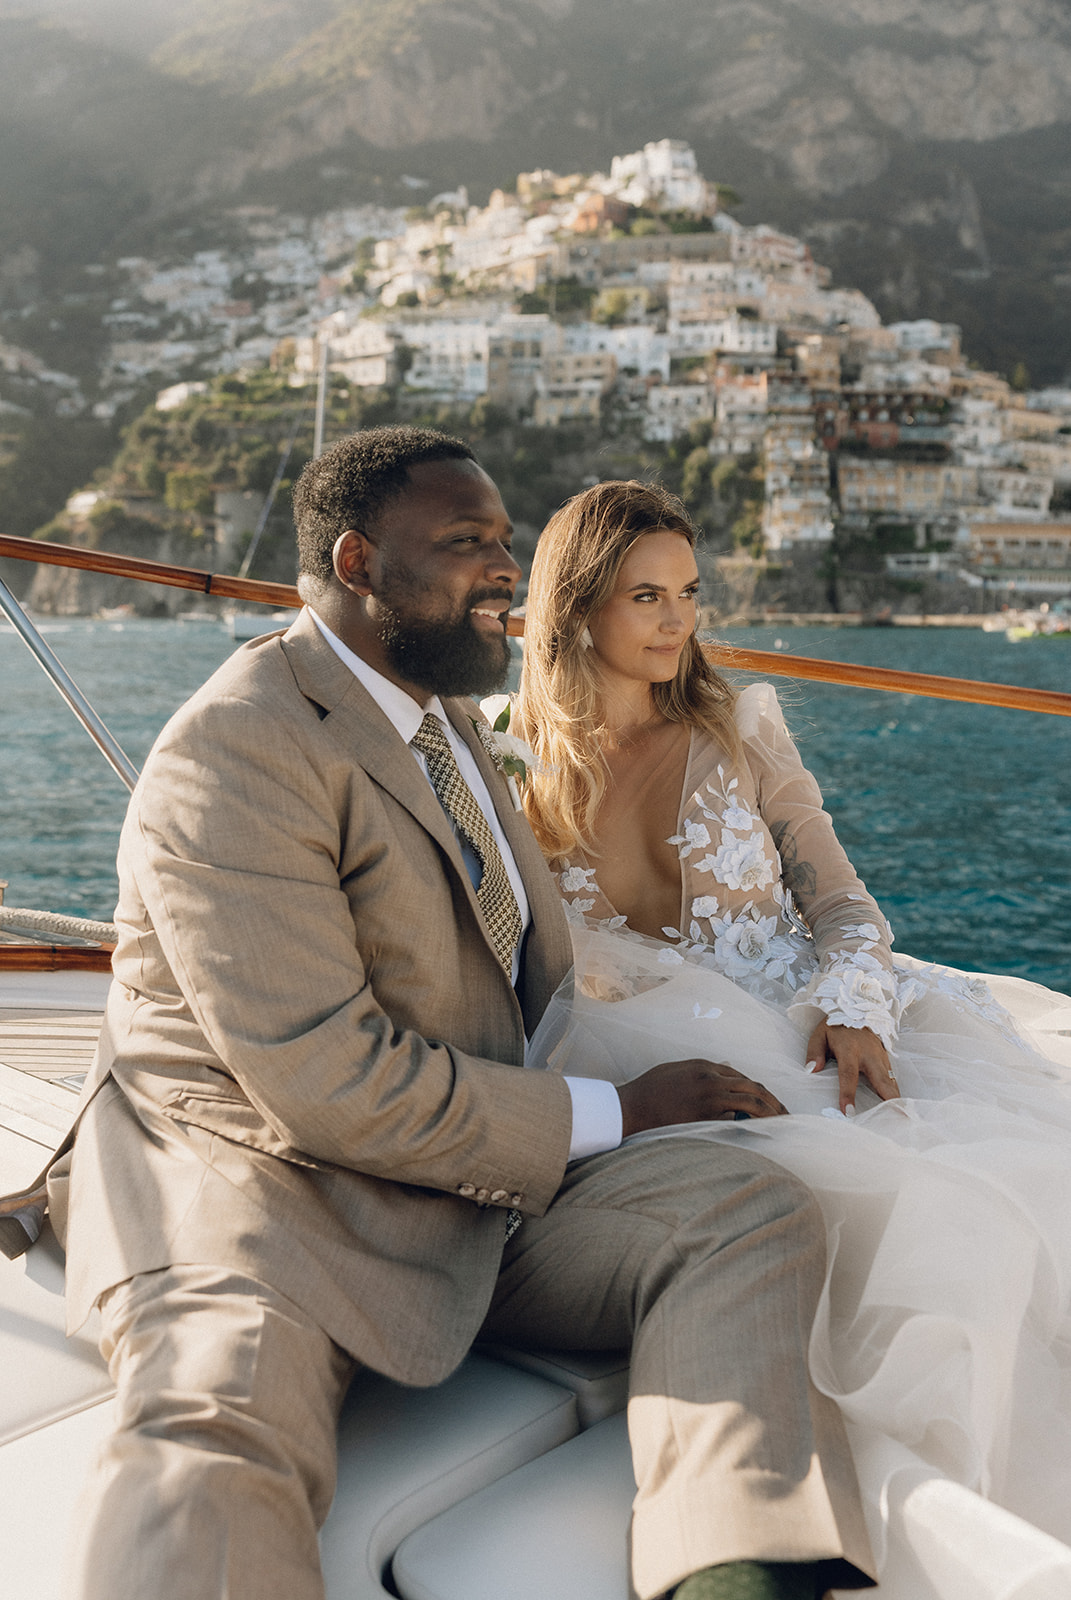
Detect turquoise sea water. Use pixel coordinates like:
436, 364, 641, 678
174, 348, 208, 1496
1, 617, 1068, 992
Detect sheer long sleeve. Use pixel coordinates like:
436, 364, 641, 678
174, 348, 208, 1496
736, 683, 899, 1046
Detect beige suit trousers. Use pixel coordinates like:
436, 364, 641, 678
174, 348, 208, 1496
67, 1266, 356, 1600
482, 1137, 874, 1599
68, 1139, 873, 1600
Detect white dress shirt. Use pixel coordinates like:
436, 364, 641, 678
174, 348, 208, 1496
309, 610, 622, 1161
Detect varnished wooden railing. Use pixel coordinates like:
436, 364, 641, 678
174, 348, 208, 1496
0, 533, 297, 609
0, 945, 114, 972
704, 643, 1071, 718
3, 533, 1070, 719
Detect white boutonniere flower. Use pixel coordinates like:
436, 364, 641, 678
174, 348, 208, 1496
474, 696, 541, 810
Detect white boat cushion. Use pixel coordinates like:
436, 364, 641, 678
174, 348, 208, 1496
0, 1354, 578, 1600
476, 1342, 630, 1428
0, 1221, 110, 1447
392, 1411, 635, 1600
0, 1395, 116, 1600
321, 1356, 578, 1599
394, 1415, 1071, 1600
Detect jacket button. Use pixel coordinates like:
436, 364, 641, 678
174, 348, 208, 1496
457, 1183, 476, 1197
490, 1189, 508, 1203
474, 1188, 491, 1203
510, 1193, 523, 1206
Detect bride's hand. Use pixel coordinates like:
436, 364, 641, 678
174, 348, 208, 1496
617, 1058, 788, 1139
806, 1021, 900, 1114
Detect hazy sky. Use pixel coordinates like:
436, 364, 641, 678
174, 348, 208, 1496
0, 0, 199, 54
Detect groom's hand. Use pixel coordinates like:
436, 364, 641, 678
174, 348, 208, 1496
617, 1058, 788, 1139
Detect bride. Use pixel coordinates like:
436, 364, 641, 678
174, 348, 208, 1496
507, 479, 1071, 1600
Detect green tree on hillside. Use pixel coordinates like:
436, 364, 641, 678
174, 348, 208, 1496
165, 469, 214, 517
680, 444, 713, 512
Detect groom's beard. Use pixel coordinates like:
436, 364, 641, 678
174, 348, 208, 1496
373, 562, 512, 699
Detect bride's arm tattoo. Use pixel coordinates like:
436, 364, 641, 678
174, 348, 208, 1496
771, 821, 817, 898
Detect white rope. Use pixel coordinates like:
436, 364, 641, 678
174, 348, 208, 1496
0, 907, 116, 944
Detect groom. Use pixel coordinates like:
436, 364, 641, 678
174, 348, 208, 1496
57, 426, 874, 1600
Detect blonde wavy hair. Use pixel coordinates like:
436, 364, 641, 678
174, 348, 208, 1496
515, 479, 739, 859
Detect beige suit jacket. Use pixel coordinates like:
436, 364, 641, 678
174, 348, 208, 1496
58, 608, 575, 1384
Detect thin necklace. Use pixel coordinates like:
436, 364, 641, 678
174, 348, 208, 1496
606, 710, 667, 750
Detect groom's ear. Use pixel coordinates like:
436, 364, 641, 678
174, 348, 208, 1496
333, 530, 375, 597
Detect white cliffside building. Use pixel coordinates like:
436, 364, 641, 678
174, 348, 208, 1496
607, 140, 718, 216
643, 384, 715, 442
667, 317, 778, 359
398, 322, 491, 401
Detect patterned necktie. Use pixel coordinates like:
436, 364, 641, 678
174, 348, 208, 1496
411, 713, 522, 974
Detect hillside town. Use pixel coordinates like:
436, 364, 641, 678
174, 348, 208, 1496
5, 139, 1071, 610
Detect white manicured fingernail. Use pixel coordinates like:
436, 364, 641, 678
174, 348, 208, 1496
844, 1103, 857, 1118
806, 1059, 820, 1073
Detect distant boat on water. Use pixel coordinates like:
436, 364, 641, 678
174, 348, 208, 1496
990, 601, 1071, 641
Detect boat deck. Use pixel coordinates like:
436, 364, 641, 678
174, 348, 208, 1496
0, 1010, 99, 1087
0, 973, 107, 1186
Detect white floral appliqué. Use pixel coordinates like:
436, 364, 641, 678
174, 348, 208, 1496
666, 819, 711, 858
716, 912, 798, 982
694, 767, 762, 832
809, 952, 898, 1049
842, 922, 883, 950
927, 965, 1022, 1040
691, 895, 721, 920
695, 831, 776, 894
687, 897, 801, 987
773, 881, 812, 939
560, 866, 597, 895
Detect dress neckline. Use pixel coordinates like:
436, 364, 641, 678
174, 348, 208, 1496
591, 725, 698, 935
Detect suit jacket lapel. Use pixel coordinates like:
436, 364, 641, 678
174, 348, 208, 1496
280, 616, 526, 991
280, 614, 570, 1018
281, 612, 472, 884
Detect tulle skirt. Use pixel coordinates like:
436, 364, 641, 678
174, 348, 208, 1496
528, 923, 1071, 1599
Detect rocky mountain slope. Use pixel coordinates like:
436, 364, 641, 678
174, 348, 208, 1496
1, 0, 1069, 381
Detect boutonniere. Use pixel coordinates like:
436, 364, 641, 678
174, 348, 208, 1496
473, 695, 540, 810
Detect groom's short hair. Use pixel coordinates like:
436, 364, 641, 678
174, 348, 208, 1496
294, 425, 477, 583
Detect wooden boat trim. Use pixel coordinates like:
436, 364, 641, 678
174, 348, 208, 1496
3, 533, 1069, 719
702, 641, 1071, 717
0, 947, 114, 973
0, 533, 297, 608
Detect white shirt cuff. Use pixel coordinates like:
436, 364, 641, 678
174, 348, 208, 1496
563, 1076, 623, 1162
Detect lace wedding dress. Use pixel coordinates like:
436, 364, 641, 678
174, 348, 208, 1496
529, 684, 1071, 1600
